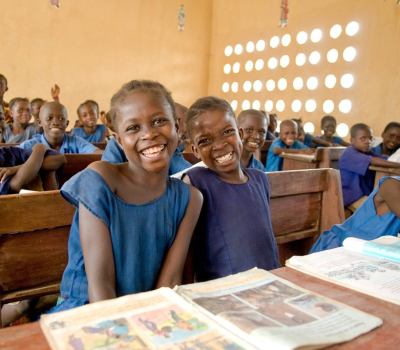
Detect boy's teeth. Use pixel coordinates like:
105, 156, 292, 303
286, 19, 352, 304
215, 152, 233, 164
248, 142, 258, 147
141, 145, 165, 158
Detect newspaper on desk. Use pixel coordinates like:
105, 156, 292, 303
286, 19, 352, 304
40, 269, 381, 350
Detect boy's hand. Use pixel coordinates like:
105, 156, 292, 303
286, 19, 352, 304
0, 165, 21, 183
51, 84, 60, 101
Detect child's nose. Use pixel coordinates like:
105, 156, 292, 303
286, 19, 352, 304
141, 126, 159, 139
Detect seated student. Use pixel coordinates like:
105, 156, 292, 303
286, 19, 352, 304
268, 113, 279, 138
182, 96, 279, 282
0, 104, 6, 142
316, 115, 350, 147
0, 143, 66, 195
310, 176, 400, 253
261, 111, 275, 140
237, 109, 268, 170
101, 111, 192, 175
3, 98, 41, 143
101, 111, 115, 140
71, 100, 107, 142
175, 102, 188, 153
338, 123, 400, 211
18, 102, 102, 154
266, 119, 314, 172
0, 73, 11, 124
292, 118, 333, 148
372, 122, 400, 156
30, 98, 46, 129
47, 79, 202, 313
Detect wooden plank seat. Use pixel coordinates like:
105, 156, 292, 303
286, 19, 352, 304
0, 191, 75, 325
369, 165, 400, 187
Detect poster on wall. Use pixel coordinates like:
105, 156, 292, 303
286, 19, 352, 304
50, 0, 60, 9
279, 0, 289, 27
178, 5, 185, 32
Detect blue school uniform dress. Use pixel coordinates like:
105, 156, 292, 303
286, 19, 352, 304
71, 125, 106, 143
265, 138, 308, 172
51, 168, 190, 312
303, 134, 313, 148
18, 134, 98, 154
185, 167, 279, 282
0, 146, 58, 195
316, 135, 342, 147
101, 138, 191, 175
310, 176, 400, 253
338, 146, 387, 206
246, 154, 265, 170
3, 123, 41, 143
177, 143, 185, 153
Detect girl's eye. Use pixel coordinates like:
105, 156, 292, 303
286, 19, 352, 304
153, 118, 166, 125
246, 129, 252, 133
126, 125, 139, 132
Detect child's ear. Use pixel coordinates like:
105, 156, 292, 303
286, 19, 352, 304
38, 118, 42, 127
191, 144, 201, 159
115, 133, 123, 149
175, 118, 180, 135
239, 128, 244, 141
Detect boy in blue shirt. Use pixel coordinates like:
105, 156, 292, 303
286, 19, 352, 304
18, 102, 102, 154
238, 109, 267, 170
338, 123, 400, 211
372, 122, 400, 156
266, 119, 314, 172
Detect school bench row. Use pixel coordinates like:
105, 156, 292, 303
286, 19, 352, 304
1, 267, 398, 349
0, 168, 344, 325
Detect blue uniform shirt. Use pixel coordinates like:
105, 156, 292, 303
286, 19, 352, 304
265, 138, 308, 172
18, 134, 98, 154
71, 125, 106, 143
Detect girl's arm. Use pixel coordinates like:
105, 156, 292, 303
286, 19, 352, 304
310, 136, 332, 147
156, 186, 203, 288
79, 203, 117, 302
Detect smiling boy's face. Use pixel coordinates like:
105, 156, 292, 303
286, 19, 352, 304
39, 102, 68, 139
279, 120, 298, 147
239, 113, 267, 153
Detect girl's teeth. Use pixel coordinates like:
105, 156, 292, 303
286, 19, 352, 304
216, 152, 233, 164
142, 145, 165, 157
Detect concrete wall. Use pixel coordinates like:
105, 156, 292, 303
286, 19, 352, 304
1, 0, 212, 126
208, 0, 400, 139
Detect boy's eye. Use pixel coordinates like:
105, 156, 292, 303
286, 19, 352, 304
245, 128, 252, 133
198, 138, 209, 146
259, 130, 266, 135
224, 128, 235, 135
153, 118, 166, 126
126, 125, 139, 132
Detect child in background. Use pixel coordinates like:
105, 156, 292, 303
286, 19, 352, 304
183, 96, 279, 282
310, 176, 400, 253
237, 109, 267, 170
71, 100, 107, 142
0, 104, 6, 142
0, 74, 11, 123
372, 122, 400, 156
0, 144, 66, 195
49, 80, 202, 312
101, 111, 115, 139
261, 111, 275, 140
292, 118, 333, 148
18, 102, 102, 154
101, 105, 192, 175
3, 98, 41, 143
316, 115, 350, 147
175, 102, 188, 153
338, 123, 400, 211
30, 98, 46, 129
266, 119, 313, 172
268, 113, 279, 138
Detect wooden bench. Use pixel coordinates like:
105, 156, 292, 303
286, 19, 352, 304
0, 191, 75, 326
91, 142, 107, 150
258, 141, 272, 167
369, 165, 400, 187
57, 154, 102, 187
268, 168, 344, 266
281, 147, 346, 171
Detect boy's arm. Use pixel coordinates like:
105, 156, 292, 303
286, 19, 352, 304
310, 136, 332, 147
370, 157, 400, 169
41, 152, 66, 170
156, 186, 203, 288
79, 203, 117, 302
273, 147, 315, 155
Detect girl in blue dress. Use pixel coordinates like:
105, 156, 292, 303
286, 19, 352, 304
310, 176, 400, 253
182, 96, 279, 283
51, 80, 202, 312
71, 100, 107, 142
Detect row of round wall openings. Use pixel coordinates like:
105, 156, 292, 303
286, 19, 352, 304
230, 99, 352, 114
224, 22, 359, 56
301, 122, 349, 137
223, 47, 356, 74
222, 74, 354, 93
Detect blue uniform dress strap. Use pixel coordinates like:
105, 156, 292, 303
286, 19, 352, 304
185, 167, 279, 282
57, 168, 191, 311
310, 176, 400, 253
101, 138, 128, 163
168, 149, 192, 175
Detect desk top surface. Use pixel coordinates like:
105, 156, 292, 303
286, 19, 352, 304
1, 267, 399, 350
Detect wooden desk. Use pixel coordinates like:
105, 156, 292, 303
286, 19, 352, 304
1, 267, 398, 349
369, 165, 400, 187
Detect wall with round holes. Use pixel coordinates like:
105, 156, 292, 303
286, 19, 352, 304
208, 0, 400, 140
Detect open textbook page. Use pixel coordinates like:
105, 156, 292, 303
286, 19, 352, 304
40, 287, 253, 350
287, 236, 400, 305
176, 269, 381, 350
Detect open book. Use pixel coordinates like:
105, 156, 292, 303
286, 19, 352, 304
40, 269, 381, 350
287, 236, 400, 306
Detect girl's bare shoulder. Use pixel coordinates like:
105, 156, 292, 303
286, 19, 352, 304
87, 161, 124, 190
